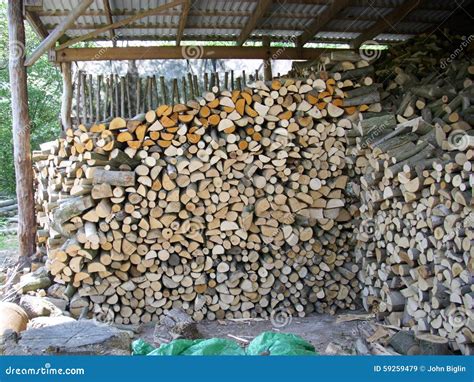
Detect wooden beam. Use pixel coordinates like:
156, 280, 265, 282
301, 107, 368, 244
352, 0, 424, 48
102, 0, 116, 44
25, 0, 93, 66
8, 0, 36, 258
263, 38, 272, 81
60, 62, 72, 132
56, 0, 184, 50
23, 0, 43, 12
54, 46, 339, 62
176, 0, 190, 46
25, 10, 49, 39
237, 0, 272, 46
298, 0, 352, 47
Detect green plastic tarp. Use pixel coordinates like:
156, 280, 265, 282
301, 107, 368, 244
132, 331, 317, 356
246, 332, 317, 355
148, 338, 245, 356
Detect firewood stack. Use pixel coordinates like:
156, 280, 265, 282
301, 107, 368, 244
351, 37, 474, 354
33, 73, 379, 324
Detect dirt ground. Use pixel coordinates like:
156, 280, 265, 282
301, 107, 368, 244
139, 312, 371, 354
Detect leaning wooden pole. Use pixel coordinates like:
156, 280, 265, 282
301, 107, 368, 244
60, 62, 72, 131
8, 0, 36, 258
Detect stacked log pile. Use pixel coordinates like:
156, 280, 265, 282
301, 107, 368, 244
0, 198, 18, 236
352, 38, 474, 354
34, 73, 379, 324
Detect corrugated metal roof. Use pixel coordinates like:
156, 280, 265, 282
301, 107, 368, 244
31, 0, 472, 46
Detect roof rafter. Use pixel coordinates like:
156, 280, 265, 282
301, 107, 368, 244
351, 0, 425, 47
25, 10, 49, 39
25, 0, 94, 66
298, 0, 352, 47
237, 0, 273, 46
102, 0, 116, 45
24, 0, 49, 39
176, 0, 190, 46
55, 0, 184, 50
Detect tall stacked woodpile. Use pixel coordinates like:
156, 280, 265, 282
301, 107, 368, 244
350, 35, 473, 354
34, 71, 379, 324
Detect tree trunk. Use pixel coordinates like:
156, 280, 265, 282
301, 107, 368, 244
8, 0, 36, 258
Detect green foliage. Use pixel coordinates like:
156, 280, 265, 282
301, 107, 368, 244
0, 2, 61, 196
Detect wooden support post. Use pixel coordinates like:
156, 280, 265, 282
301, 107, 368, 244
114, 74, 119, 116
125, 75, 132, 118
204, 73, 208, 91
193, 74, 198, 97
120, 76, 126, 117
96, 74, 101, 121
8, 0, 36, 258
60, 62, 72, 131
87, 73, 93, 122
136, 76, 141, 115
187, 72, 194, 99
151, 76, 158, 109
80, 71, 87, 124
76, 69, 81, 124
160, 76, 167, 104
263, 38, 272, 81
